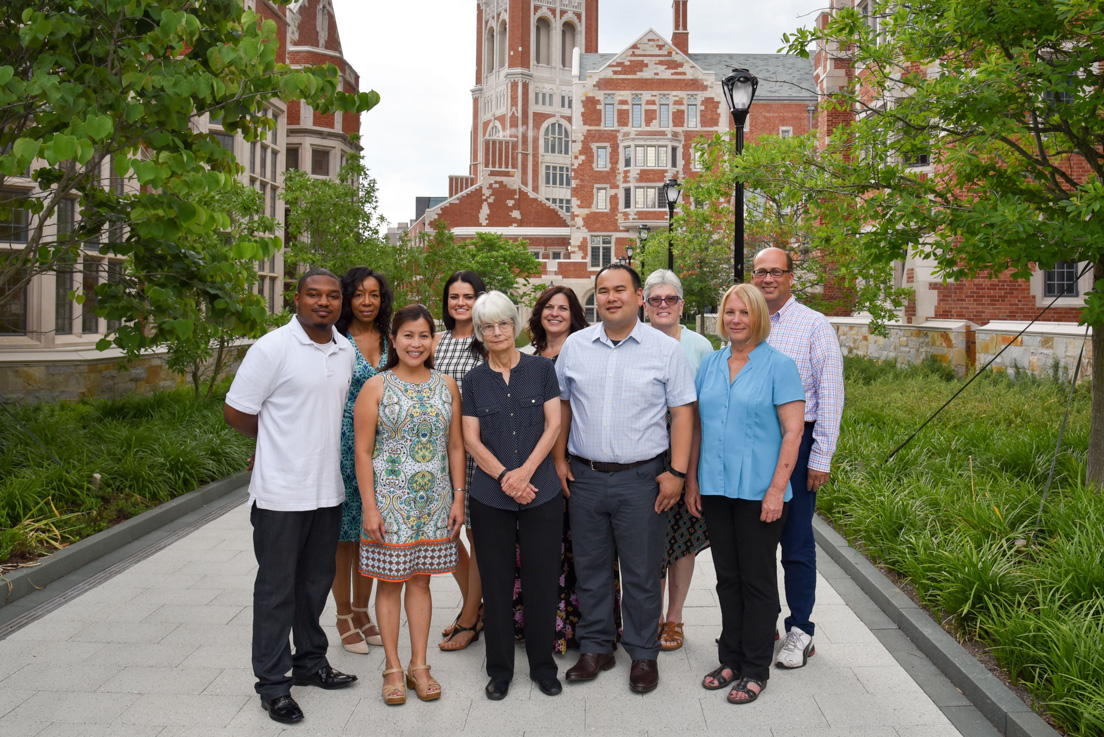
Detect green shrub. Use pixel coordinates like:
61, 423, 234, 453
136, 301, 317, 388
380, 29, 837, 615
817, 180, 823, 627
828, 357, 1100, 734
0, 387, 252, 562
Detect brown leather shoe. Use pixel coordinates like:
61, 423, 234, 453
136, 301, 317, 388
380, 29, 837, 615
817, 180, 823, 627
565, 652, 616, 682
629, 659, 659, 693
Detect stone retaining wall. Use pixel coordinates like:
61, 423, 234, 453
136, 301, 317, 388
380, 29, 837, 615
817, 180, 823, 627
698, 314, 1092, 383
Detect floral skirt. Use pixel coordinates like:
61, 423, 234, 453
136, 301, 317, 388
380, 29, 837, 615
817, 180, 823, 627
661, 496, 710, 577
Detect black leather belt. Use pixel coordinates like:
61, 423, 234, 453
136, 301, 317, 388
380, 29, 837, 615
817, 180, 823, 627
572, 454, 664, 473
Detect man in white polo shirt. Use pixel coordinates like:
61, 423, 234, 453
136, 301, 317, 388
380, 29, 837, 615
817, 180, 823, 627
224, 268, 358, 725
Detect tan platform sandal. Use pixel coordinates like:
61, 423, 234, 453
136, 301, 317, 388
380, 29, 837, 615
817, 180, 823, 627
406, 664, 441, 702
382, 667, 406, 706
351, 605, 383, 646
336, 613, 370, 654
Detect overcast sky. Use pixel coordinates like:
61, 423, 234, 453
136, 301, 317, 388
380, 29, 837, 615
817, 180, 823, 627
329, 0, 823, 227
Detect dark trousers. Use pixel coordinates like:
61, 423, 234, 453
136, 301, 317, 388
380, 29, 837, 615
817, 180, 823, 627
781, 422, 817, 636
702, 495, 788, 682
471, 495, 564, 681
250, 502, 342, 701
569, 457, 667, 660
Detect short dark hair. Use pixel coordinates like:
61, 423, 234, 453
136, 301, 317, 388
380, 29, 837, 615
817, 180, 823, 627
384, 304, 436, 371
441, 271, 487, 330
528, 286, 588, 354
297, 267, 340, 294
595, 263, 641, 291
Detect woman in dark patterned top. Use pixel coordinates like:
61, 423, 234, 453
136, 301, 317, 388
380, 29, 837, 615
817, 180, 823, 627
463, 291, 564, 700
433, 270, 487, 651
331, 266, 392, 654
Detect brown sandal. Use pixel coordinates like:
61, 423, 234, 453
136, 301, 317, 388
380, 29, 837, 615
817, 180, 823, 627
406, 664, 441, 701
382, 667, 406, 705
659, 621, 684, 651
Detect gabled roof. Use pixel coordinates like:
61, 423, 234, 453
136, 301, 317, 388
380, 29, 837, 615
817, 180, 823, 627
580, 49, 816, 102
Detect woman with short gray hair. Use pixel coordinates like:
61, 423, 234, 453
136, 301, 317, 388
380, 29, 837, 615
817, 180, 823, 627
643, 269, 714, 653
462, 291, 565, 700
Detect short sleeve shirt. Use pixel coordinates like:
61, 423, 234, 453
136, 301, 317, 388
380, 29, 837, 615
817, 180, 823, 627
679, 327, 715, 377
225, 318, 353, 511
556, 321, 697, 463
462, 353, 562, 511
695, 342, 805, 502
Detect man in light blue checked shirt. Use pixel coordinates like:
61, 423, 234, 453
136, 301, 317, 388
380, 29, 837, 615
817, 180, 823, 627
553, 264, 696, 694
752, 247, 845, 671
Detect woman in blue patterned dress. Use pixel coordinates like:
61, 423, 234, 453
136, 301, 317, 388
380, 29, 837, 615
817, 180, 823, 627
432, 271, 488, 651
356, 305, 466, 704
331, 267, 392, 654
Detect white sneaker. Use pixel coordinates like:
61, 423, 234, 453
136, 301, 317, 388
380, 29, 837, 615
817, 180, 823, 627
775, 627, 814, 669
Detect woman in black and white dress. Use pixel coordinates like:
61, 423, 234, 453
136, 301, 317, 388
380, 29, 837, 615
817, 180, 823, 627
434, 270, 488, 651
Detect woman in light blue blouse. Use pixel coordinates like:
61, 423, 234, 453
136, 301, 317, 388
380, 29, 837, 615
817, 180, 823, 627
686, 283, 805, 705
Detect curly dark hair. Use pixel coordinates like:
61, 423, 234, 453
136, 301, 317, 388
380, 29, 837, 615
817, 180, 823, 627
384, 304, 436, 371
528, 286, 588, 354
335, 267, 393, 358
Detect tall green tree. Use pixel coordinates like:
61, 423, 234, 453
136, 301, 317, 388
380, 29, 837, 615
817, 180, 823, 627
281, 150, 389, 277
779, 0, 1104, 487
0, 0, 379, 316
95, 182, 277, 398
668, 131, 910, 323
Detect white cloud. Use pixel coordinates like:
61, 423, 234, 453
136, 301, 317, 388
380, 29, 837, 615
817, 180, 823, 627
330, 0, 821, 226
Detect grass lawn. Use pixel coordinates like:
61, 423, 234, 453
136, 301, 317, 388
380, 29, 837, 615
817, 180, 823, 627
0, 386, 253, 565
830, 357, 1101, 735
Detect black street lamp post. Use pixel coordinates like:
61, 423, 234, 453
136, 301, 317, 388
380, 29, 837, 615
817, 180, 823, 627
663, 178, 681, 271
721, 67, 758, 284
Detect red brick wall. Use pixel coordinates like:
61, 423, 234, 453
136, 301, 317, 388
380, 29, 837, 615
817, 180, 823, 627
929, 273, 1083, 323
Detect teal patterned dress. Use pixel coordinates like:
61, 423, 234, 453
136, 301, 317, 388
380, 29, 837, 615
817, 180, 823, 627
358, 371, 459, 582
339, 336, 388, 542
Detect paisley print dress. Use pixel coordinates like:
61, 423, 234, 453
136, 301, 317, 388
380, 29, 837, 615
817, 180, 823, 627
359, 371, 459, 582
338, 336, 388, 542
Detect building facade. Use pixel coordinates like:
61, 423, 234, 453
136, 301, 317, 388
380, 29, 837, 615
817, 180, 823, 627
410, 0, 817, 316
0, 0, 362, 401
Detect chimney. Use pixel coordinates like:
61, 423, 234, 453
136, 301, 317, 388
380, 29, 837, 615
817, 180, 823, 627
672, 0, 689, 55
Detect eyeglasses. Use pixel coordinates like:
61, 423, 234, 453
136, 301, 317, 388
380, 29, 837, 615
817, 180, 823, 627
479, 320, 514, 335
750, 268, 791, 280
646, 295, 682, 307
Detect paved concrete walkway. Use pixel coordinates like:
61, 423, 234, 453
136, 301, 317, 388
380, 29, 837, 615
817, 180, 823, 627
0, 496, 969, 736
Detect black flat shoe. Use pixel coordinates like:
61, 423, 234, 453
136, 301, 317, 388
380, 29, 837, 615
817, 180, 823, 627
260, 694, 304, 724
485, 677, 510, 700
536, 677, 562, 696
294, 665, 358, 690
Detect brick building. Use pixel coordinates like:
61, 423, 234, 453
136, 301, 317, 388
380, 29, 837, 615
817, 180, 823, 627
411, 0, 817, 316
0, 0, 363, 401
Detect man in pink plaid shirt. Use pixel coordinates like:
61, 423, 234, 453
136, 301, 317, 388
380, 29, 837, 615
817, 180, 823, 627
751, 247, 845, 670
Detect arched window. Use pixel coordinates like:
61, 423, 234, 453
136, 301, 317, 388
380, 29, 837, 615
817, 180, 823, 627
485, 27, 495, 72
543, 121, 569, 155
561, 22, 576, 68
535, 18, 551, 65
498, 20, 508, 69
487, 122, 502, 138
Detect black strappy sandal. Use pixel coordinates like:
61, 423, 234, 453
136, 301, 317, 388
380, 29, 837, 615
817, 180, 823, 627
726, 676, 766, 704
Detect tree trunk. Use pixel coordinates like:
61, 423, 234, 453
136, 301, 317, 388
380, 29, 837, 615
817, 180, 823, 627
1089, 260, 1104, 491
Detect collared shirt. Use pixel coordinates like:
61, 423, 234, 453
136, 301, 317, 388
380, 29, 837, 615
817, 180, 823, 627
226, 318, 353, 511
556, 320, 696, 463
462, 354, 562, 511
766, 296, 845, 472
695, 342, 805, 501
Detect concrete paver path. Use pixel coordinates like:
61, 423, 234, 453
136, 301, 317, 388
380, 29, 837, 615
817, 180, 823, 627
0, 497, 967, 736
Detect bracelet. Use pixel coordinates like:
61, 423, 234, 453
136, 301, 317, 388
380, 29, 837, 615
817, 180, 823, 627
454, 487, 466, 495
496, 469, 507, 484
669, 467, 686, 480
